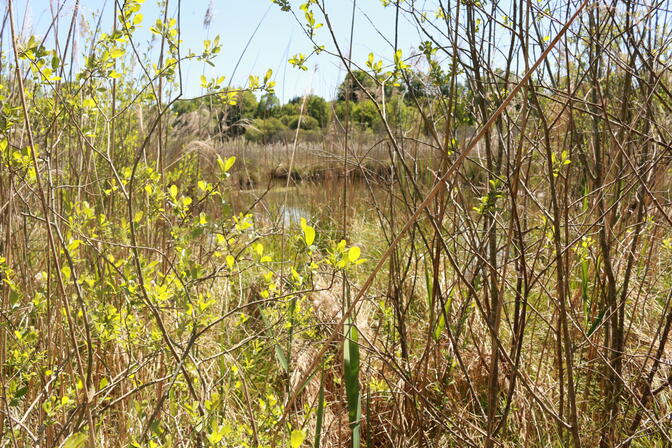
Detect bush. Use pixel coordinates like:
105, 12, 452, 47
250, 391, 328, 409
353, 100, 382, 131
245, 117, 287, 143
287, 115, 319, 130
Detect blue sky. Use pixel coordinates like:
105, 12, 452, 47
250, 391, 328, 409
9, 0, 422, 102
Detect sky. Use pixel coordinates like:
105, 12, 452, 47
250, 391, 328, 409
8, 0, 423, 102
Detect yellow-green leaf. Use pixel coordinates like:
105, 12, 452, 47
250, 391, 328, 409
63, 433, 88, 448
290, 429, 306, 448
110, 48, 125, 58
216, 155, 236, 174
67, 239, 82, 252
224, 156, 236, 172
300, 218, 315, 246
348, 246, 361, 263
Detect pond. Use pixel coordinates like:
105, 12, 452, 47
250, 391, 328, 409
228, 177, 393, 229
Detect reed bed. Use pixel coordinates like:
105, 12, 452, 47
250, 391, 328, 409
2, 0, 672, 447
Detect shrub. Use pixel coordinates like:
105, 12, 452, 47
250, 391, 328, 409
287, 115, 319, 130
245, 117, 287, 143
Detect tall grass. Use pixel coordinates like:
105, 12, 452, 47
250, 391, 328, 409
1, 0, 672, 447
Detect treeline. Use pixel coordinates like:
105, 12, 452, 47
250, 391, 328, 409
171, 69, 474, 143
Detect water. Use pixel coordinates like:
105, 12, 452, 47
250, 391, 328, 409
229, 178, 389, 228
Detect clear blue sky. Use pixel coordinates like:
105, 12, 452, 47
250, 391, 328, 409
8, 0, 422, 102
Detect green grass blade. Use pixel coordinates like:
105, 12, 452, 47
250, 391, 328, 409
259, 309, 289, 372
587, 308, 606, 337
344, 320, 361, 448
314, 371, 325, 448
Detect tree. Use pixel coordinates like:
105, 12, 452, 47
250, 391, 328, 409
352, 99, 380, 130
256, 92, 280, 118
219, 90, 259, 138
289, 94, 329, 127
336, 70, 378, 102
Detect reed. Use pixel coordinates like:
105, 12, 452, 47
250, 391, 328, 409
1, 0, 672, 447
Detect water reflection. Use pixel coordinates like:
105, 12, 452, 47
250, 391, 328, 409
279, 205, 304, 226
229, 178, 389, 228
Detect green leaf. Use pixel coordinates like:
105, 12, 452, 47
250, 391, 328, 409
14, 385, 28, 400
314, 373, 325, 448
275, 345, 289, 372
258, 308, 289, 373
587, 308, 606, 337
424, 261, 433, 308
434, 293, 453, 341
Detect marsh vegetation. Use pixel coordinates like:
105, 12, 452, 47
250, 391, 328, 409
1, 0, 672, 447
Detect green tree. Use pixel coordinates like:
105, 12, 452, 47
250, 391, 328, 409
219, 90, 259, 138
289, 94, 329, 127
336, 70, 377, 102
257, 92, 280, 118
352, 99, 380, 130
